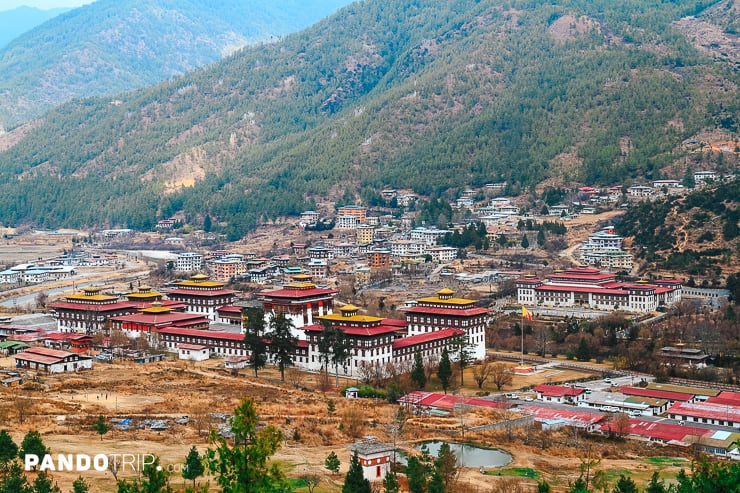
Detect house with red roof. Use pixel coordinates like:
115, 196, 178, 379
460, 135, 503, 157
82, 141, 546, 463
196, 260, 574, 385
163, 274, 238, 321
534, 384, 586, 404
14, 347, 92, 373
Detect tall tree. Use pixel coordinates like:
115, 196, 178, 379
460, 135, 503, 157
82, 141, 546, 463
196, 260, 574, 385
206, 398, 289, 493
452, 334, 474, 386
20, 431, 48, 470
406, 456, 427, 493
0, 461, 33, 493
472, 361, 492, 389
342, 452, 371, 493
437, 348, 452, 394
266, 313, 298, 382
436, 442, 458, 491
411, 351, 427, 390
182, 446, 204, 488
318, 321, 351, 387
0, 430, 18, 464
242, 307, 268, 378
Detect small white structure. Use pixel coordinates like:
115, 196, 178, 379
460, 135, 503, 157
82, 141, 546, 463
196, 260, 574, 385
178, 343, 209, 361
345, 387, 359, 399
347, 439, 394, 482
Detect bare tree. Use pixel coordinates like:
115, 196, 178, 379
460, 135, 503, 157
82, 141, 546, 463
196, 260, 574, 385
472, 362, 492, 389
35, 292, 48, 310
298, 472, 321, 493
341, 405, 364, 439
489, 362, 513, 391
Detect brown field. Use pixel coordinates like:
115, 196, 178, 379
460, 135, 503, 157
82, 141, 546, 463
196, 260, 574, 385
0, 357, 694, 492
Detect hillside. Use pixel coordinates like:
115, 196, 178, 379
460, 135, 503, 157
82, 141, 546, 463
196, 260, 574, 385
616, 180, 740, 281
0, 0, 737, 239
0, 0, 353, 128
0, 6, 70, 50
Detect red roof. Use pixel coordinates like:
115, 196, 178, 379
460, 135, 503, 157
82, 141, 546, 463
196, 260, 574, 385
534, 384, 585, 397
667, 402, 740, 421
165, 289, 238, 297
302, 323, 399, 337
259, 287, 338, 299
217, 306, 243, 314
517, 278, 543, 284
620, 386, 694, 402
520, 406, 603, 426
158, 327, 245, 342
405, 306, 489, 316
707, 391, 740, 406
110, 312, 208, 326
383, 318, 407, 327
601, 419, 704, 442
49, 301, 138, 311
398, 391, 510, 411
549, 273, 616, 281
178, 343, 208, 351
393, 329, 464, 350
535, 285, 628, 295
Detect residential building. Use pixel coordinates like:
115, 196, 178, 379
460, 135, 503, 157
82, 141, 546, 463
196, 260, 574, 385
694, 170, 718, 184
14, 347, 93, 373
548, 205, 570, 217
410, 227, 449, 246
336, 215, 358, 230
307, 259, 329, 280
176, 252, 204, 272
337, 205, 367, 224
209, 255, 248, 282
426, 246, 457, 263
356, 225, 374, 245
534, 384, 586, 404
368, 249, 391, 268
627, 185, 654, 198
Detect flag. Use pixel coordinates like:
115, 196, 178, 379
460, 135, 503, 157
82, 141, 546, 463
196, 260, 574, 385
522, 306, 533, 321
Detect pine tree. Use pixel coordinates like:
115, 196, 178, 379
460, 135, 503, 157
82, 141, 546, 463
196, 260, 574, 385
267, 313, 297, 381
0, 430, 18, 464
521, 234, 529, 248
576, 337, 591, 362
71, 477, 89, 493
94, 415, 109, 441
242, 307, 268, 378
20, 431, 48, 470
612, 475, 638, 493
32, 471, 61, 493
437, 348, 452, 394
406, 456, 427, 493
182, 446, 204, 488
537, 480, 551, 493
383, 470, 400, 493
325, 451, 340, 474
411, 351, 426, 389
427, 468, 445, 493
342, 452, 371, 493
206, 398, 289, 493
0, 461, 32, 493
645, 472, 666, 493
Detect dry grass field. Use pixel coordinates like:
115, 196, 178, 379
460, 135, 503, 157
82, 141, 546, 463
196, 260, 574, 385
0, 357, 693, 492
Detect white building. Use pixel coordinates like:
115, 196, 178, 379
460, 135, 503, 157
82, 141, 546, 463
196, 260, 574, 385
178, 343, 210, 361
409, 227, 449, 246
14, 347, 93, 373
176, 252, 204, 272
336, 215, 359, 230
346, 440, 394, 482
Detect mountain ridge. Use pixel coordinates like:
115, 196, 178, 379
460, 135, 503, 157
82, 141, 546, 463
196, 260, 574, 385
0, 0, 737, 239
0, 0, 353, 128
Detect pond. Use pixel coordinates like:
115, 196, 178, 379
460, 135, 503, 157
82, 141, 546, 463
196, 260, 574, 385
417, 441, 512, 468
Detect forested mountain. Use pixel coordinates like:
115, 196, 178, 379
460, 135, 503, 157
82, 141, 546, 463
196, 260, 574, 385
0, 6, 70, 49
0, 0, 737, 239
616, 180, 739, 280
0, 0, 353, 127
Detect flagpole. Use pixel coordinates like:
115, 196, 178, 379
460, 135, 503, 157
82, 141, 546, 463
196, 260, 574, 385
521, 307, 524, 366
